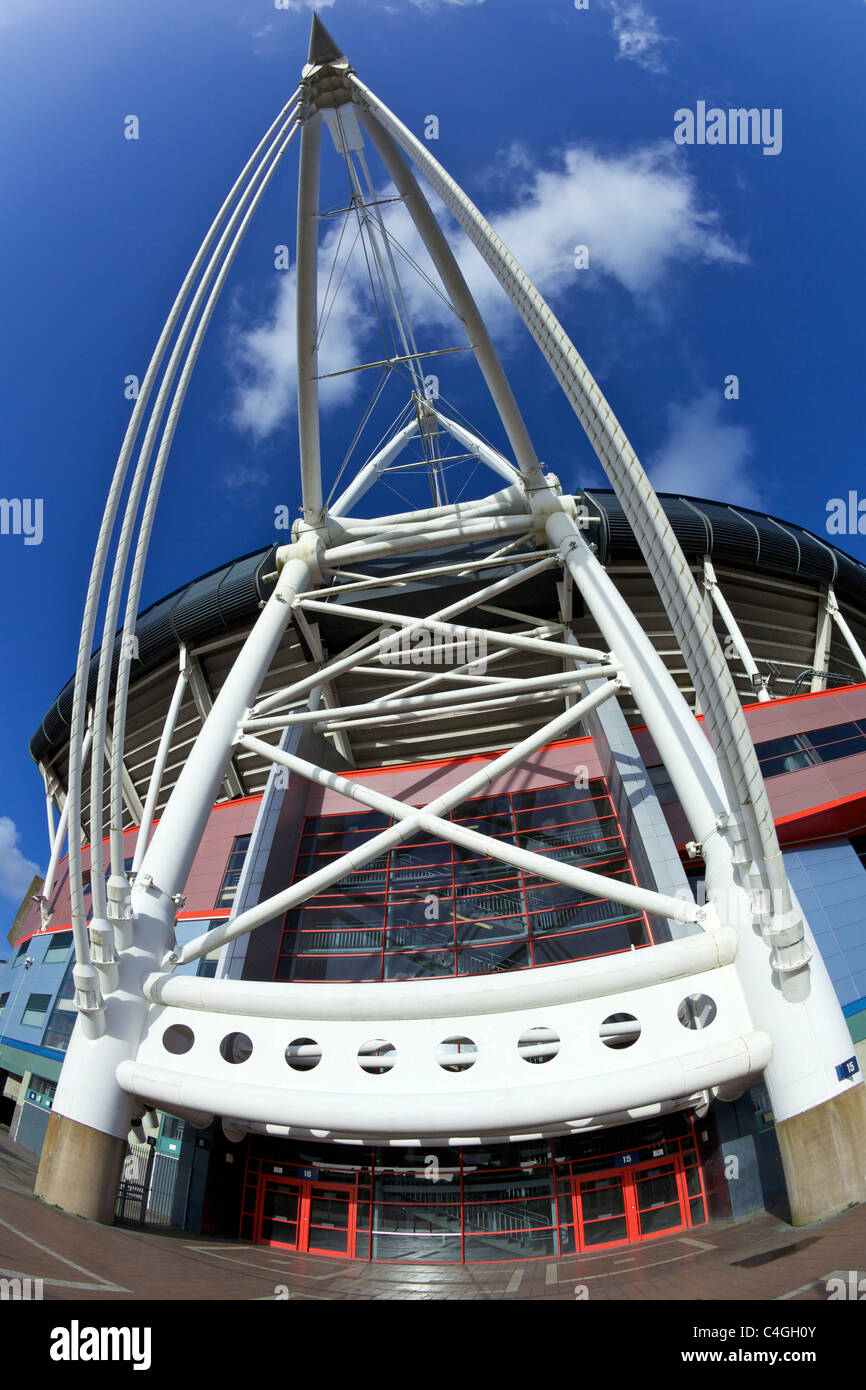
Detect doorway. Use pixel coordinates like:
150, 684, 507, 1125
573, 1156, 689, 1250
255, 1175, 356, 1257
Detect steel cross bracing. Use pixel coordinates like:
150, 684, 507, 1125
48, 17, 861, 1151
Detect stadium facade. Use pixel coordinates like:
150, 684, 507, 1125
3, 18, 865, 1265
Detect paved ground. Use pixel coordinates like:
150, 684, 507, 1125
1, 1129, 863, 1302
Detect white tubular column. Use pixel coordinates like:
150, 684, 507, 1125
130, 646, 191, 881
828, 588, 866, 681
704, 559, 771, 703
328, 418, 420, 517
296, 108, 324, 525
35, 541, 318, 1223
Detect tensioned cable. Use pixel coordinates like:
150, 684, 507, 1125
89, 104, 302, 917
106, 116, 304, 885
64, 87, 301, 988
315, 216, 361, 351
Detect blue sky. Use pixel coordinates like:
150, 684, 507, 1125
1, 0, 865, 919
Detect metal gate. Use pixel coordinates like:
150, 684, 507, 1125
115, 1134, 190, 1229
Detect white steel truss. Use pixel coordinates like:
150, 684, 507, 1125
45, 17, 861, 1165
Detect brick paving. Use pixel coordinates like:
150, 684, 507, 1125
1, 1129, 864, 1301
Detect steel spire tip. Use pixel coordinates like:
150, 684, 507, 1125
308, 13, 347, 67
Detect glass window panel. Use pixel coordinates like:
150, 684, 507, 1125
44, 930, 73, 962
451, 795, 511, 821
805, 732, 866, 764
449, 810, 514, 837
286, 954, 382, 983
639, 1202, 684, 1235
453, 855, 515, 885
523, 864, 629, 912
297, 908, 385, 936
455, 914, 528, 945
298, 891, 386, 924
293, 850, 389, 877
385, 923, 455, 952
512, 781, 604, 811
530, 920, 646, 966
294, 929, 383, 953
386, 893, 454, 928
758, 751, 814, 778
689, 1194, 706, 1226
454, 880, 522, 916
21, 993, 51, 1026
799, 722, 856, 749
583, 1215, 629, 1246
463, 1228, 557, 1260
383, 950, 455, 980
301, 826, 389, 855
456, 940, 530, 975
513, 794, 611, 831
685, 1165, 702, 1198
371, 1232, 461, 1262
390, 842, 451, 868
528, 900, 642, 936
306, 812, 390, 836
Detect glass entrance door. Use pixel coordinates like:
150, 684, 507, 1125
572, 1157, 688, 1251
258, 1179, 303, 1250
307, 1185, 354, 1255
633, 1160, 684, 1238
575, 1173, 630, 1249
256, 1177, 356, 1257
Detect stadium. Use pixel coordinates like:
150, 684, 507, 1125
1, 17, 865, 1267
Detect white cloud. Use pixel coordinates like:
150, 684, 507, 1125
646, 391, 760, 507
271, 0, 335, 12
0, 817, 41, 904
229, 141, 745, 438
409, 0, 484, 8
610, 1, 672, 74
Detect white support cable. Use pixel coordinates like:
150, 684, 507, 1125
40, 764, 56, 849
131, 647, 191, 875
811, 585, 833, 694
827, 588, 866, 681
40, 726, 94, 927
105, 117, 303, 894
704, 559, 771, 704
63, 90, 301, 1009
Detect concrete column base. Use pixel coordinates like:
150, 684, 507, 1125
35, 1110, 126, 1225
776, 1083, 866, 1226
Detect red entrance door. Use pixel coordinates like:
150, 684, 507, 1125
573, 1157, 688, 1251
255, 1176, 356, 1257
